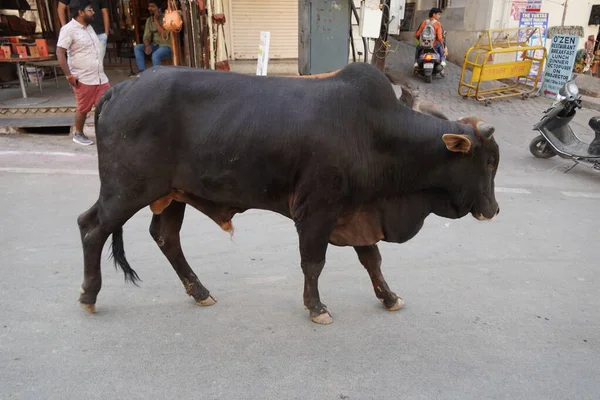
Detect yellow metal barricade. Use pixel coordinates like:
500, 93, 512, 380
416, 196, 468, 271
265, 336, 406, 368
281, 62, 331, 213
458, 27, 547, 105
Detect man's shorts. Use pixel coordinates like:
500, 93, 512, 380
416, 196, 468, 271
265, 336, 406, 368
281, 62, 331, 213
73, 82, 111, 113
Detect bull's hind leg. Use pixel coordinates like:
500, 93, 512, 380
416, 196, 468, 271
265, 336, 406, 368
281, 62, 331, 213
149, 201, 216, 306
354, 245, 403, 311
77, 201, 107, 313
77, 196, 146, 313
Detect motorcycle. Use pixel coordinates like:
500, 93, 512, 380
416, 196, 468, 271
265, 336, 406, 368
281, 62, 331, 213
413, 30, 446, 84
529, 78, 600, 172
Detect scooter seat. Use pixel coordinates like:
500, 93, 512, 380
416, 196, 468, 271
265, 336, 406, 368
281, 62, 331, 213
589, 116, 600, 132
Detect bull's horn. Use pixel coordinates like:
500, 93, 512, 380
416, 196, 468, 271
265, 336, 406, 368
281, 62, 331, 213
477, 121, 495, 138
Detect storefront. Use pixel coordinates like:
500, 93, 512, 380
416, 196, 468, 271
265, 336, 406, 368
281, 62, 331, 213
227, 0, 298, 60
1, 0, 300, 69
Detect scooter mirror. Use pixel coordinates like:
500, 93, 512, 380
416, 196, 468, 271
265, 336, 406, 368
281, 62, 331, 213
559, 80, 579, 100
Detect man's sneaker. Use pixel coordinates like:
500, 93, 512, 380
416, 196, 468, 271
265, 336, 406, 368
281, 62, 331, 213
441, 60, 447, 67
73, 132, 94, 146
413, 62, 418, 68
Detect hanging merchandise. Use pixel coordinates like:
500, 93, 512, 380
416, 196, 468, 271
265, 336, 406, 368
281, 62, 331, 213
163, 0, 183, 34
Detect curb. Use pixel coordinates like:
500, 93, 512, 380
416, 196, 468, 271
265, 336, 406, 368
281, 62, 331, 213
580, 96, 600, 113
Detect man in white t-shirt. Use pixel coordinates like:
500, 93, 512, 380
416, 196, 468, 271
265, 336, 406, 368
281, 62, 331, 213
58, 0, 109, 61
57, 0, 110, 145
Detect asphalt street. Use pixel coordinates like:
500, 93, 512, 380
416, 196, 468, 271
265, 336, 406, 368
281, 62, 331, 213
1, 68, 599, 399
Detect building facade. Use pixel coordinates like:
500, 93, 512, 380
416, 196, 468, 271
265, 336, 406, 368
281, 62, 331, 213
399, 0, 600, 64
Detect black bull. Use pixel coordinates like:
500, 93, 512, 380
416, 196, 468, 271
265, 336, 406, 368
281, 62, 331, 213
77, 62, 499, 324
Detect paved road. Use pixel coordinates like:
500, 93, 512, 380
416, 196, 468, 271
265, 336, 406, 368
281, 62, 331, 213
1, 53, 599, 399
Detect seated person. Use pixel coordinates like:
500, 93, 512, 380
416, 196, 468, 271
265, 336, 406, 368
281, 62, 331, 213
133, 0, 171, 75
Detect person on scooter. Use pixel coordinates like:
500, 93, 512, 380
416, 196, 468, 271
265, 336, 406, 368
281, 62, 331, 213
414, 7, 446, 75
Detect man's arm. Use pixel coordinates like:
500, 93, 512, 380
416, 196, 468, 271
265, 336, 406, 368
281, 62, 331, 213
435, 23, 444, 44
143, 18, 152, 47
154, 12, 165, 36
102, 9, 110, 36
56, 47, 77, 87
100, 0, 110, 36
56, 29, 77, 86
57, 1, 68, 26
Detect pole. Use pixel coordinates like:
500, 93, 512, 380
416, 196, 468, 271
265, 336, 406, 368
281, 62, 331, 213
206, 0, 215, 69
170, 32, 181, 65
371, 0, 391, 71
561, 0, 568, 27
181, 0, 193, 67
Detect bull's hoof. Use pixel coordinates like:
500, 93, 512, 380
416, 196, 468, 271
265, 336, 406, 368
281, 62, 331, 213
310, 311, 333, 325
80, 302, 96, 314
386, 297, 404, 311
196, 294, 217, 306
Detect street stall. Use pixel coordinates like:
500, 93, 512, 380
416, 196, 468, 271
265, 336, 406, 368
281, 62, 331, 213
1, 0, 59, 105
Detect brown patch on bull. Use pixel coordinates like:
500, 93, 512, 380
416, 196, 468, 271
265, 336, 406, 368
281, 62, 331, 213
458, 116, 485, 127
287, 194, 298, 218
288, 69, 341, 79
329, 207, 384, 246
442, 133, 472, 153
183, 278, 195, 296
150, 189, 239, 236
219, 220, 234, 237
414, 100, 449, 120
149, 195, 174, 214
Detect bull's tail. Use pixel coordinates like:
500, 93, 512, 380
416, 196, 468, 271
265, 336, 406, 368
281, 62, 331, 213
109, 227, 141, 285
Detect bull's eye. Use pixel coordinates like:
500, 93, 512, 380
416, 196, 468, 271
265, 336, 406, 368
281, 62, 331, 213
487, 158, 496, 169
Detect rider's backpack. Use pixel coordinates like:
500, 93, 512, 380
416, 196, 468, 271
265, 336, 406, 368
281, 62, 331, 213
419, 19, 438, 48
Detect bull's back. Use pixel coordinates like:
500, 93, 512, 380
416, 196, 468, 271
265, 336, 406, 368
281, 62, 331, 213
94, 65, 396, 205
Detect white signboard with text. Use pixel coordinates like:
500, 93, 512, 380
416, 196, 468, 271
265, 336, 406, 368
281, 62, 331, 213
541, 34, 580, 98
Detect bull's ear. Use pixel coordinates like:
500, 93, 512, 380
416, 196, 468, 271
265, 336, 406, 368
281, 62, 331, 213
442, 134, 472, 153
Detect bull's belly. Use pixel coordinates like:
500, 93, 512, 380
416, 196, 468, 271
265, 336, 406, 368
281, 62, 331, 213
149, 190, 426, 248
328, 208, 384, 247
150, 189, 386, 246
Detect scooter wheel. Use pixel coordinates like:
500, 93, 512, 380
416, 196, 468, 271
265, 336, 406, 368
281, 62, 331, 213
424, 75, 432, 83
529, 135, 556, 159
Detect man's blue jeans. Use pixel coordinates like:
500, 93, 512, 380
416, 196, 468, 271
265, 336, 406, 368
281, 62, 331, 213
134, 44, 172, 72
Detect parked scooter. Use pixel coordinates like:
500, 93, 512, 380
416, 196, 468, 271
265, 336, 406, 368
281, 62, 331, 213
414, 31, 446, 83
529, 78, 600, 172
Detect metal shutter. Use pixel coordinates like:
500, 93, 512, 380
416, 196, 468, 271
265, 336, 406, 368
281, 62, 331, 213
230, 0, 298, 59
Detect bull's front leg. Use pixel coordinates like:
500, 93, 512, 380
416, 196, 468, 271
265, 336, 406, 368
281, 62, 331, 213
295, 214, 339, 325
354, 245, 404, 311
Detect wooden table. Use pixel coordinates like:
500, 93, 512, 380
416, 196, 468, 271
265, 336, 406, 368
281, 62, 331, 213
0, 56, 57, 106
